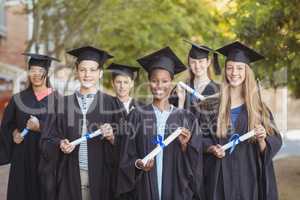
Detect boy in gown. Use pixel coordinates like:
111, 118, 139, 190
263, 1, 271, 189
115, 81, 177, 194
41, 46, 121, 200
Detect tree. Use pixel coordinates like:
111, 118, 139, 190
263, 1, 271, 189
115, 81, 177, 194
27, 0, 227, 95
223, 0, 300, 97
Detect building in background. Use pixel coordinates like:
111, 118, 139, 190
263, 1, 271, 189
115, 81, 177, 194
0, 0, 31, 120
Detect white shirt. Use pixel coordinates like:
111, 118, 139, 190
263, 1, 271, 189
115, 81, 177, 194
76, 91, 97, 171
122, 97, 132, 114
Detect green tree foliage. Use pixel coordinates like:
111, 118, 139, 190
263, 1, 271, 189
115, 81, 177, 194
29, 0, 225, 95
27, 0, 300, 97
223, 0, 299, 96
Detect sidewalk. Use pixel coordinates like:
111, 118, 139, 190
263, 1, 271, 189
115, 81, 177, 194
0, 165, 9, 199
0, 130, 299, 199
275, 129, 300, 160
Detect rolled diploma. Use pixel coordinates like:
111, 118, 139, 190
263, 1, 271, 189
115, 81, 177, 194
221, 130, 255, 151
178, 82, 205, 100
20, 128, 29, 137
70, 129, 103, 146
141, 128, 182, 165
20, 116, 39, 138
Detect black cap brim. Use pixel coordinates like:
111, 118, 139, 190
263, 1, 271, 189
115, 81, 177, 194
137, 46, 186, 76
184, 39, 221, 75
67, 46, 113, 65
184, 39, 214, 55
216, 41, 264, 64
23, 53, 60, 70
107, 63, 140, 79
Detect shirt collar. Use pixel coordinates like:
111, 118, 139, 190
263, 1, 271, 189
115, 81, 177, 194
152, 104, 174, 114
76, 90, 97, 98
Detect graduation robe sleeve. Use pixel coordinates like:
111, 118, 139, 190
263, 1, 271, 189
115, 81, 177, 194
262, 110, 282, 164
194, 98, 220, 152
0, 97, 17, 165
182, 110, 205, 200
199, 113, 215, 153
39, 92, 63, 161
39, 93, 63, 158
37, 92, 62, 200
116, 109, 142, 195
261, 110, 282, 200
39, 112, 62, 200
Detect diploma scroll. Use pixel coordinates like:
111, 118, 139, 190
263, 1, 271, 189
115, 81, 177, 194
141, 128, 182, 165
221, 130, 255, 151
70, 129, 103, 146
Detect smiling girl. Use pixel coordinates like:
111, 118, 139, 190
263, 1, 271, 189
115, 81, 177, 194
0, 53, 59, 200
117, 47, 204, 200
196, 41, 282, 200
170, 40, 221, 113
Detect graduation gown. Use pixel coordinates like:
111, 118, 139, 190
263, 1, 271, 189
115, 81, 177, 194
112, 97, 145, 200
195, 99, 282, 200
117, 104, 203, 200
113, 97, 145, 121
41, 91, 121, 200
0, 88, 58, 200
169, 80, 219, 113
39, 93, 63, 200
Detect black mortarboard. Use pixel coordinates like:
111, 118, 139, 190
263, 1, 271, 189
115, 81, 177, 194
23, 53, 59, 70
184, 39, 212, 59
67, 46, 113, 66
137, 47, 186, 76
216, 41, 264, 64
184, 39, 221, 75
107, 63, 140, 80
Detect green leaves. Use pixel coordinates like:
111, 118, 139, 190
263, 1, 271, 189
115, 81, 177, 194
225, 0, 299, 96
34, 0, 223, 93
31, 0, 300, 96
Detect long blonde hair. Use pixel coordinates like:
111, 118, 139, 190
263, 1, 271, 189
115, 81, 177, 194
216, 63, 276, 138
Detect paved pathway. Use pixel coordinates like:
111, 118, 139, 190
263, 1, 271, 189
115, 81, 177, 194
0, 130, 299, 199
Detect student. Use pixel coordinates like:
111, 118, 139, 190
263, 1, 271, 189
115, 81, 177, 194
0, 53, 59, 200
117, 47, 204, 200
41, 46, 120, 200
107, 63, 144, 200
196, 41, 282, 200
170, 40, 220, 112
107, 63, 143, 117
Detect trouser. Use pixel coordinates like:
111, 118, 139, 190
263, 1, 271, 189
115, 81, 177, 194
80, 170, 91, 200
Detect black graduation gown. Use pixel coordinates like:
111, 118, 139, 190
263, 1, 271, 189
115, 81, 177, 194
113, 97, 145, 121
195, 100, 282, 200
41, 91, 121, 200
113, 97, 145, 200
117, 104, 203, 200
0, 88, 58, 200
39, 93, 64, 200
169, 80, 219, 113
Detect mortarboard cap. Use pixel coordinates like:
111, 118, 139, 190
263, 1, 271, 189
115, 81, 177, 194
216, 41, 264, 64
107, 63, 140, 80
184, 39, 221, 75
137, 46, 186, 76
23, 53, 59, 70
67, 46, 113, 66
